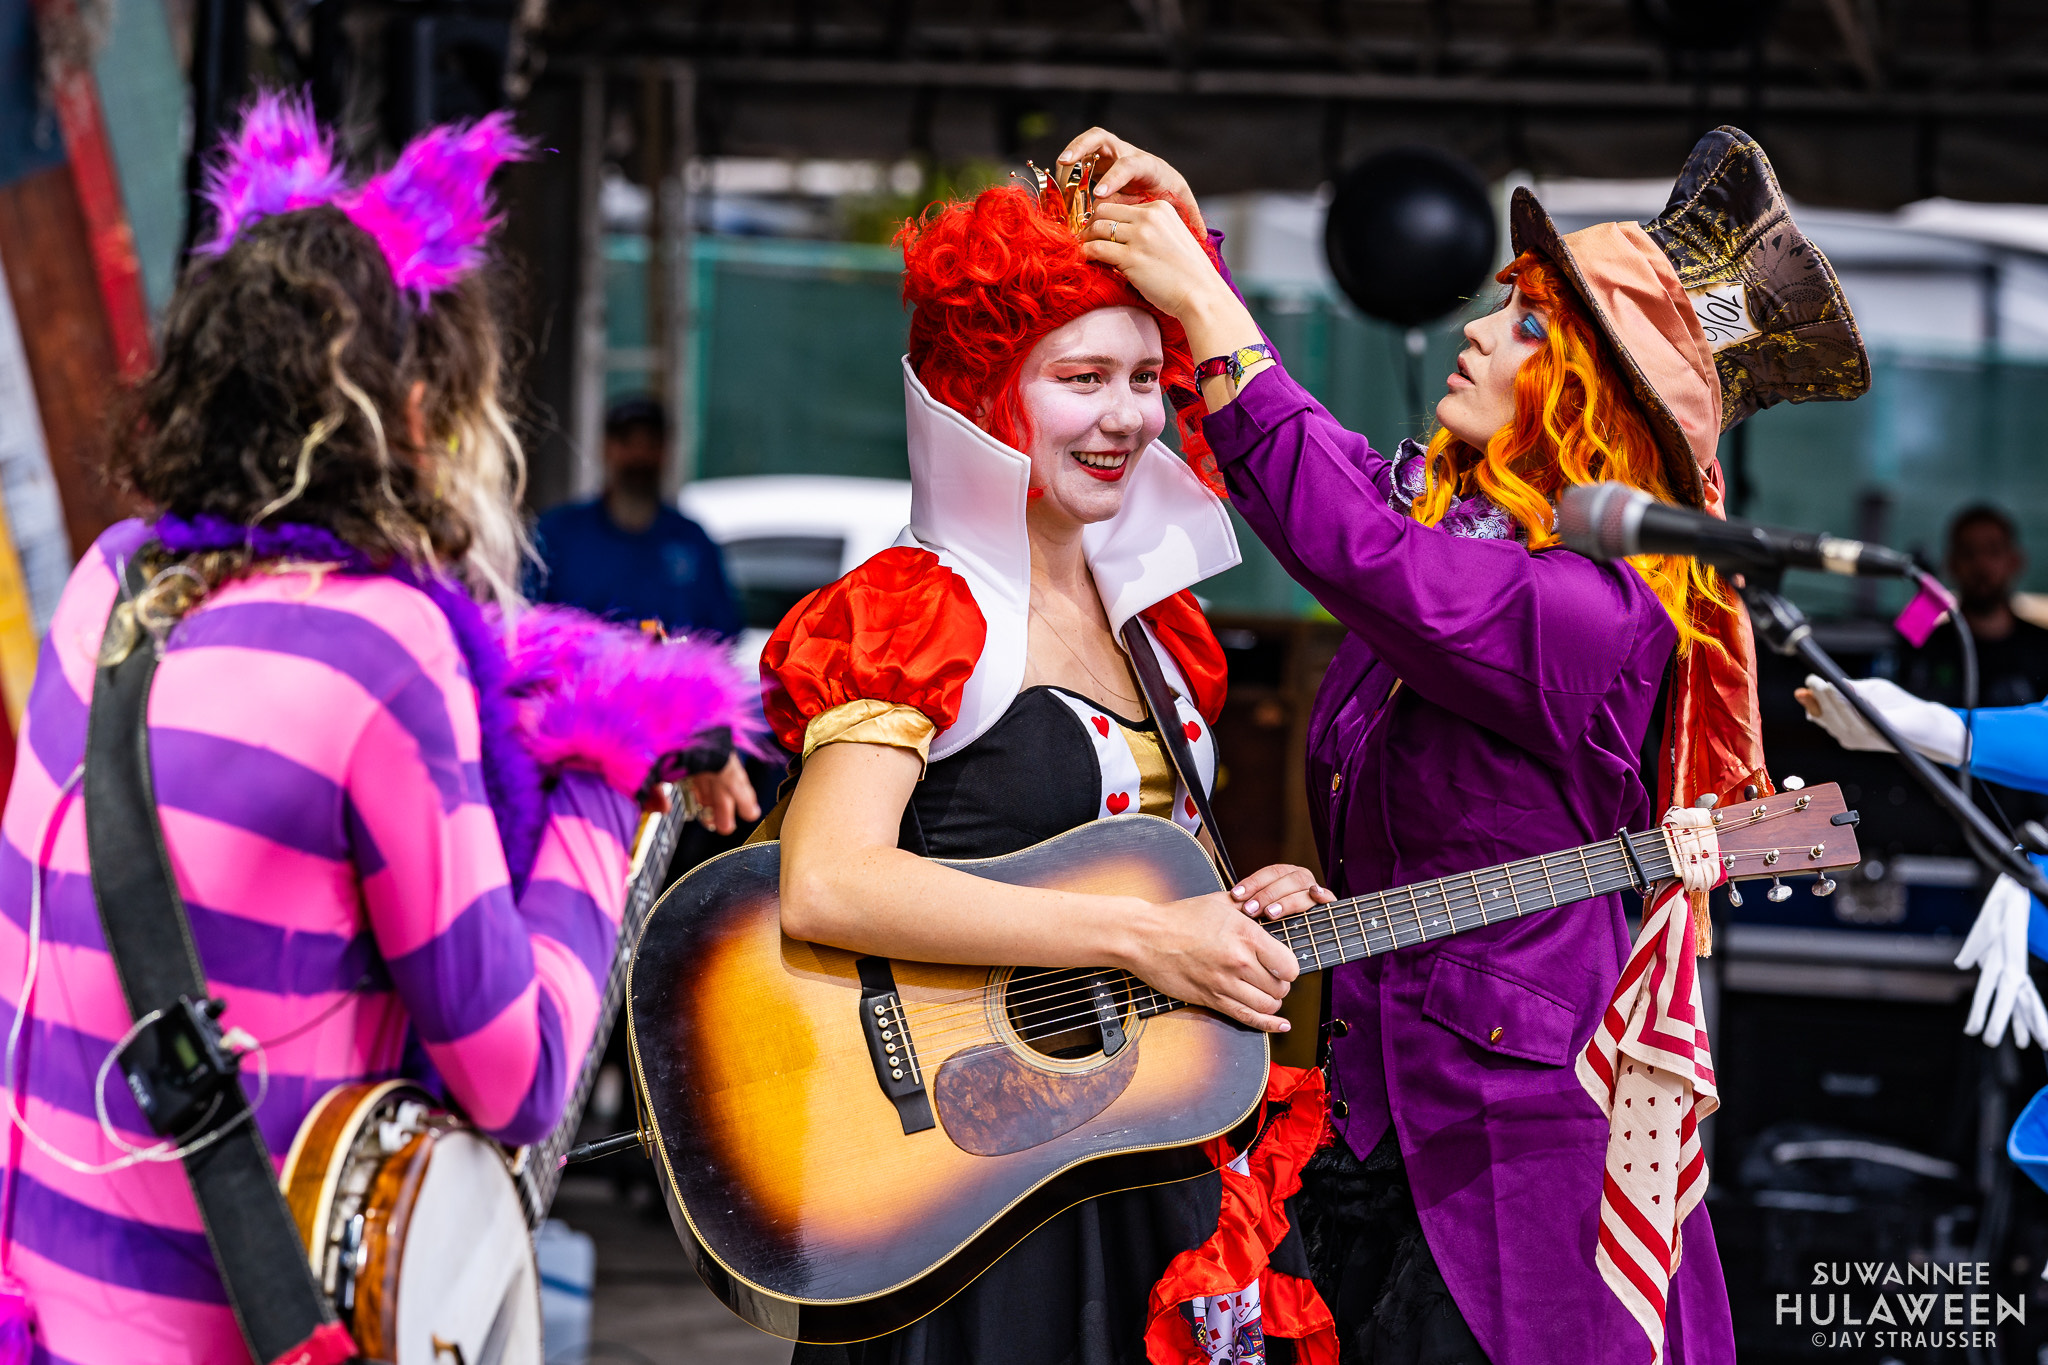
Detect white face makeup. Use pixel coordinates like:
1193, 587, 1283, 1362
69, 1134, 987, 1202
1435, 286, 1550, 451
1012, 306, 1168, 529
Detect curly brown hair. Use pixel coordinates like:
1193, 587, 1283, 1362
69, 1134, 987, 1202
109, 204, 528, 613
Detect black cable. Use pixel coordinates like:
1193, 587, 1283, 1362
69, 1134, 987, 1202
1954, 571, 1978, 808
1745, 579, 2048, 903
254, 975, 373, 1049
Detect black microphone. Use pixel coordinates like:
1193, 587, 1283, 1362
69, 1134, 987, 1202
1555, 482, 1918, 579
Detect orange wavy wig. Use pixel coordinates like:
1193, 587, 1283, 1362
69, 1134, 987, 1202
896, 185, 1221, 493
1410, 252, 1735, 655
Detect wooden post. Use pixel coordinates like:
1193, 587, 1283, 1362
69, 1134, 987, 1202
31, 0, 153, 381
661, 62, 697, 494
571, 65, 607, 500
180, 0, 246, 257
641, 68, 666, 437
0, 166, 131, 557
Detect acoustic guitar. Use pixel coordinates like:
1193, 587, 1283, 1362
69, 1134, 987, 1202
276, 790, 688, 1365
627, 784, 1862, 1343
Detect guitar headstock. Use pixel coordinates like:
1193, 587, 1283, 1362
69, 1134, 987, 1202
1708, 781, 1862, 883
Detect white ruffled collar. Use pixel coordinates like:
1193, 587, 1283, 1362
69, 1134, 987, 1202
894, 357, 1240, 759
897, 357, 1239, 636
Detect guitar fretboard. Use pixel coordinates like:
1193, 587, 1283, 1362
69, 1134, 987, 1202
1124, 828, 1676, 1018
517, 794, 687, 1223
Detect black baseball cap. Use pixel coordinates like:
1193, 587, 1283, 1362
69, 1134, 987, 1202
604, 394, 668, 438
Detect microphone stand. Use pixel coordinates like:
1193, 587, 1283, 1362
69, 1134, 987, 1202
1743, 571, 2031, 1302
1738, 574, 2048, 904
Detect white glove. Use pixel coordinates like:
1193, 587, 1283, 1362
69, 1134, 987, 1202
1957, 874, 2048, 1048
1801, 675, 1968, 766
2014, 977, 2048, 1050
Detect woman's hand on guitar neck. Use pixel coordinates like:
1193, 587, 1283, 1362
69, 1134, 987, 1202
1119, 886, 1304, 1034
1229, 863, 1335, 921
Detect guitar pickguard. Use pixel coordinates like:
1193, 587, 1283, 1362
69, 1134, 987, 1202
932, 1041, 1140, 1157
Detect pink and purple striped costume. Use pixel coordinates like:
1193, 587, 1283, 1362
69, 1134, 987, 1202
0, 520, 650, 1365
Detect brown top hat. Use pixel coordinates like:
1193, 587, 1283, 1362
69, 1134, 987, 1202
1511, 126, 1870, 510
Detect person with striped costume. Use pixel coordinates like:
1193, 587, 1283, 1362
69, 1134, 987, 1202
0, 95, 754, 1365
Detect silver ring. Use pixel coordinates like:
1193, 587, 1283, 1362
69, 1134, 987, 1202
1109, 222, 1120, 244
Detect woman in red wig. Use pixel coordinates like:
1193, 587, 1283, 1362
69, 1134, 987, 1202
762, 183, 1339, 1363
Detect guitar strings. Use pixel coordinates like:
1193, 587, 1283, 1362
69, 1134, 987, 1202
891, 828, 1820, 1050
893, 844, 1661, 1049
888, 806, 1799, 1041
896, 842, 1668, 1045
894, 847, 1648, 1049
893, 803, 1801, 1039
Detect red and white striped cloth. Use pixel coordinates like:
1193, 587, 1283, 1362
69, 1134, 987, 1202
1576, 811, 1722, 1365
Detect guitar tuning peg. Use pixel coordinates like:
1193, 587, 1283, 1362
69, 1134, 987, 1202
1767, 877, 1792, 904
1812, 874, 1838, 897
1693, 793, 1719, 809
1782, 775, 1806, 790
1744, 784, 1761, 800
1726, 882, 1744, 908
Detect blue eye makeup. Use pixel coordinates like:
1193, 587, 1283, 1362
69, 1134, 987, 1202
1516, 313, 1548, 343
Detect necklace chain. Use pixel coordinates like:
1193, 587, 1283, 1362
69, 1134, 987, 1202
1028, 600, 1141, 709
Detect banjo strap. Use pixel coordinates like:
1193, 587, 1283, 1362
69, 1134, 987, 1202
84, 552, 357, 1365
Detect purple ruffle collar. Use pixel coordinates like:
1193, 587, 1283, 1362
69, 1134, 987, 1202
1387, 438, 1519, 542
152, 513, 545, 890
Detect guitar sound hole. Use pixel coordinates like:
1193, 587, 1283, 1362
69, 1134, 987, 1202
1005, 969, 1116, 1060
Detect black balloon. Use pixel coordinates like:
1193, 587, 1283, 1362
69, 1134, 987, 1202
1324, 148, 1498, 329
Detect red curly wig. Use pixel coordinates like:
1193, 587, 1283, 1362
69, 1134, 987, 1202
896, 184, 1222, 494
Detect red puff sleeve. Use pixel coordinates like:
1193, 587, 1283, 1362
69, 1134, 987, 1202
760, 546, 987, 755
1138, 590, 1228, 725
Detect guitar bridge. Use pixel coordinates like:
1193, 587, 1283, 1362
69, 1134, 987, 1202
855, 957, 935, 1135
1084, 974, 1128, 1057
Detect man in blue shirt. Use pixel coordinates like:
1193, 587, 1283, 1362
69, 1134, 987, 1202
534, 396, 744, 637
536, 396, 757, 832
536, 388, 745, 634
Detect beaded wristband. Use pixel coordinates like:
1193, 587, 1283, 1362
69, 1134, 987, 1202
1194, 343, 1275, 386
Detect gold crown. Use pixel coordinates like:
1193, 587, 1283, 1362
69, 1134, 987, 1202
1020, 156, 1098, 237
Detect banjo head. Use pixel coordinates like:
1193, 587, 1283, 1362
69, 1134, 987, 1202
385, 1128, 540, 1365
283, 1083, 541, 1365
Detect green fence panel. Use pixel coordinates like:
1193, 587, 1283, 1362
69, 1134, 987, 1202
604, 235, 2048, 618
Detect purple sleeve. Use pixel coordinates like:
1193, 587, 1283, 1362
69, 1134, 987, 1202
347, 629, 637, 1147
1203, 365, 1658, 762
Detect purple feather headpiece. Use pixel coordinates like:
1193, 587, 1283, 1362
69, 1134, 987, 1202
195, 90, 531, 305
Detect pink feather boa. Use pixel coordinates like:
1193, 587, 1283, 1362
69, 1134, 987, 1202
502, 606, 765, 798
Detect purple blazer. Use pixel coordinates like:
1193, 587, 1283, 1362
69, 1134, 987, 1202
1203, 368, 1736, 1365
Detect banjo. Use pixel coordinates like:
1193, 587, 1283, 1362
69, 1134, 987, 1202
277, 789, 689, 1365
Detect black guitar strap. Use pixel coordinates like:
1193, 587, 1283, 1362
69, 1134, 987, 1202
1121, 617, 1237, 887
83, 554, 355, 1365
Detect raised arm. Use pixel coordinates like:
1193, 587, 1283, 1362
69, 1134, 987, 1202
1073, 152, 1658, 760
1211, 368, 1653, 755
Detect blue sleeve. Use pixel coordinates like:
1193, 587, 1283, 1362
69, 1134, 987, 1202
526, 518, 556, 602
531, 508, 580, 606
1963, 702, 2048, 795
686, 521, 743, 638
